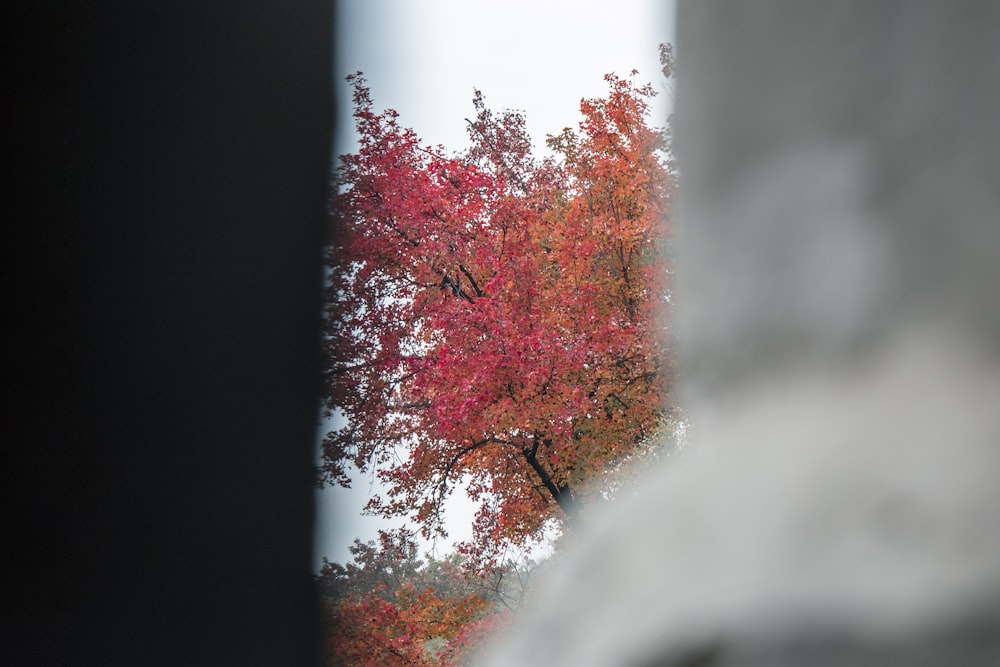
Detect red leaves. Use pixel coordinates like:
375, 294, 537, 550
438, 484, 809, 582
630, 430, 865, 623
323, 61, 674, 572
436, 612, 515, 666
320, 530, 501, 666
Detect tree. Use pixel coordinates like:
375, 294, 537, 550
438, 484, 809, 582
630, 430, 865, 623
319, 529, 511, 666
321, 57, 674, 570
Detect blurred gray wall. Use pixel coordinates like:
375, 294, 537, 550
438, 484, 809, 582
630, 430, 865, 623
485, 2, 1000, 665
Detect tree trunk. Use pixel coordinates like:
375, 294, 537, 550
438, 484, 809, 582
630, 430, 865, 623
522, 438, 582, 528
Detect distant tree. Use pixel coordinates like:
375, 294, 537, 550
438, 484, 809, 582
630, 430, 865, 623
321, 51, 675, 571
318, 529, 425, 604
319, 529, 512, 666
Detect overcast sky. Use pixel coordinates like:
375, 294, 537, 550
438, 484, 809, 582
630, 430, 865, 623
316, 0, 675, 569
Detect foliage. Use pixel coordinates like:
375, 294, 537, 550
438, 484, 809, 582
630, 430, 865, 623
434, 612, 515, 667
321, 52, 675, 571
320, 529, 525, 666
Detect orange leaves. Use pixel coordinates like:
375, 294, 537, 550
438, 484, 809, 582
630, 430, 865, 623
323, 55, 675, 571
328, 592, 468, 667
320, 531, 503, 667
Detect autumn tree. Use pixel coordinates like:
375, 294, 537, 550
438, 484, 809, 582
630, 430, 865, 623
321, 56, 674, 570
319, 529, 518, 666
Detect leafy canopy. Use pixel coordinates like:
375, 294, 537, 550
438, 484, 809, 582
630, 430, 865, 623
320, 529, 506, 667
322, 60, 674, 569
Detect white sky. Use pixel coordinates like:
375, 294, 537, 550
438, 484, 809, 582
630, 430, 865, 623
316, 0, 675, 569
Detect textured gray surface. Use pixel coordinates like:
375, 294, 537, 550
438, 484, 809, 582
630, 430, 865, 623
484, 2, 1000, 665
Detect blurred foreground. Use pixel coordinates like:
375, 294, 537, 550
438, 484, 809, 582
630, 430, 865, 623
485, 2, 1000, 665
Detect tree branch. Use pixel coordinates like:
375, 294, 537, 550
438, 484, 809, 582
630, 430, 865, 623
429, 436, 513, 528
458, 263, 484, 297
521, 434, 581, 527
